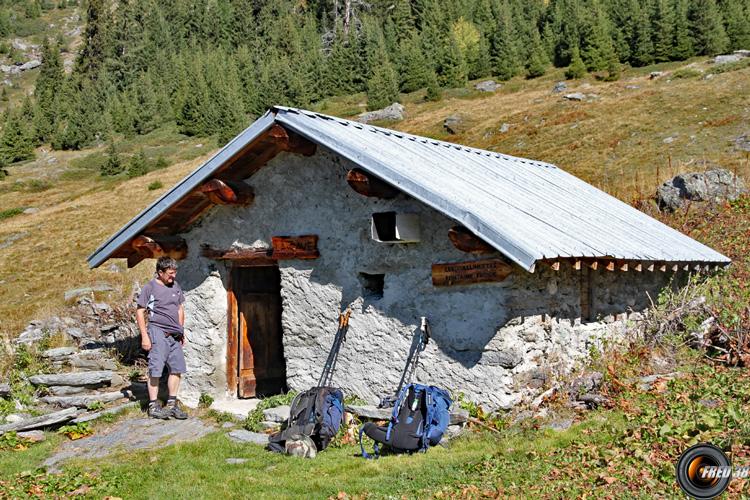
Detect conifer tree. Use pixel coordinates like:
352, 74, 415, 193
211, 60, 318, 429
671, 0, 694, 59
100, 140, 124, 176
0, 111, 35, 165
525, 29, 549, 78
366, 47, 400, 110
720, 0, 750, 50
425, 67, 442, 101
652, 0, 675, 62
690, 0, 730, 55
452, 17, 482, 79
579, 0, 616, 71
126, 149, 149, 178
35, 38, 65, 142
631, 1, 655, 66
437, 33, 468, 88
490, 1, 521, 80
398, 35, 430, 93
565, 45, 587, 78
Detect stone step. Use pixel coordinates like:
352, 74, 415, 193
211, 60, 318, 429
345, 404, 469, 425
260, 420, 281, 430
226, 429, 269, 446
29, 371, 114, 387
72, 401, 140, 424
69, 355, 118, 371
47, 385, 88, 396
42, 347, 78, 360
40, 390, 131, 409
0, 407, 81, 435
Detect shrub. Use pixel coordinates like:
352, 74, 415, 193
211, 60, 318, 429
0, 207, 23, 220
671, 68, 701, 79
198, 393, 214, 408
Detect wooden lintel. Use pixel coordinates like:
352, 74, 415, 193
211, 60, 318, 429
268, 124, 317, 156
606, 261, 615, 272
448, 226, 495, 254
202, 236, 319, 263
271, 235, 320, 260
201, 245, 272, 261
199, 179, 255, 206
131, 234, 188, 260
346, 168, 400, 199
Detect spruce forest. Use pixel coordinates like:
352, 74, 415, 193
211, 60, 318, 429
0, 0, 749, 172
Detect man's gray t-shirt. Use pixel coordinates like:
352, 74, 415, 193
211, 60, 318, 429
137, 278, 185, 334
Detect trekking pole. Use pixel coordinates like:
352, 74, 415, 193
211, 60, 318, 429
318, 307, 351, 387
379, 317, 431, 408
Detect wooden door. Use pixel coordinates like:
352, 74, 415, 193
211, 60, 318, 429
233, 266, 287, 398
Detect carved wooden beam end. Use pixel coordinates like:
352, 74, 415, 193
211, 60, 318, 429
128, 235, 188, 268
200, 179, 255, 206
268, 124, 317, 156
346, 168, 400, 199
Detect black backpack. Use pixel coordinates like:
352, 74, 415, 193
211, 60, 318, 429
268, 386, 344, 453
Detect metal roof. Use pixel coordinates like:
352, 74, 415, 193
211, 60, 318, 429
88, 106, 731, 272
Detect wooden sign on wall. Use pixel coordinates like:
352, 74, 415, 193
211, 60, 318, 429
271, 235, 319, 260
432, 258, 512, 287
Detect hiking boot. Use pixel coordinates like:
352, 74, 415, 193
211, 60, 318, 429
148, 402, 170, 420
165, 400, 188, 420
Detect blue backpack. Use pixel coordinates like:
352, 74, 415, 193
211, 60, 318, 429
268, 387, 344, 453
359, 383, 452, 458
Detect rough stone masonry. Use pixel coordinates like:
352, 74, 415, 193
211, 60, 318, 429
175, 149, 676, 410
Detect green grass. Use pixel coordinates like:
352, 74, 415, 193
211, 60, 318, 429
0, 207, 24, 220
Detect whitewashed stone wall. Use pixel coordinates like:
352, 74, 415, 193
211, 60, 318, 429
175, 149, 676, 409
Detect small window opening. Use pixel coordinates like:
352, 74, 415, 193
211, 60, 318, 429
359, 272, 385, 300
371, 212, 420, 243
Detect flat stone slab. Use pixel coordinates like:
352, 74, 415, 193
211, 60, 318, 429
227, 429, 269, 446
44, 417, 215, 472
262, 405, 290, 423
69, 355, 118, 371
346, 405, 469, 424
29, 371, 114, 387
47, 385, 87, 396
0, 408, 80, 435
210, 398, 260, 420
17, 430, 45, 442
226, 458, 248, 464
42, 347, 78, 359
64, 284, 114, 301
41, 390, 129, 409
72, 401, 140, 424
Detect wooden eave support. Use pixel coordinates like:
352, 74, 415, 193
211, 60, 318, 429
199, 179, 254, 206
346, 168, 400, 199
448, 226, 496, 254
126, 234, 188, 268
202, 236, 320, 264
201, 245, 276, 266
268, 124, 317, 156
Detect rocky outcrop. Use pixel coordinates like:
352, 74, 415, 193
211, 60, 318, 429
713, 50, 750, 65
357, 103, 405, 124
657, 168, 747, 212
443, 114, 468, 134
475, 80, 501, 92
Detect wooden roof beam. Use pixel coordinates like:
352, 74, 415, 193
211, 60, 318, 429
199, 179, 255, 206
346, 168, 400, 199
131, 235, 188, 262
268, 124, 317, 156
448, 226, 496, 254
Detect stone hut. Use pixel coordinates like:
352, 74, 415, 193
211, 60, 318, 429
88, 107, 730, 409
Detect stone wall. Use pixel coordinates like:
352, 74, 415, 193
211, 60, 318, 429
175, 149, 676, 409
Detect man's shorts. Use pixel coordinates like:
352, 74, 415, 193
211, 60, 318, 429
147, 324, 186, 378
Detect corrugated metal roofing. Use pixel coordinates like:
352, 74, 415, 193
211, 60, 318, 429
88, 106, 731, 272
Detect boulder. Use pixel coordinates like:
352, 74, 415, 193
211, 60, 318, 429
40, 390, 130, 409
475, 80, 501, 92
443, 114, 468, 134
569, 371, 603, 397
227, 429, 269, 446
17, 430, 45, 443
29, 370, 114, 387
357, 103, 405, 124
650, 71, 665, 79
0, 383, 10, 398
657, 168, 748, 212
563, 93, 586, 101
262, 405, 290, 423
552, 81, 567, 93
18, 60, 41, 71
713, 50, 750, 65
0, 407, 80, 435
499, 123, 511, 133
734, 133, 750, 153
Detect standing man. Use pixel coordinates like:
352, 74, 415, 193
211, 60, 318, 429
136, 256, 188, 420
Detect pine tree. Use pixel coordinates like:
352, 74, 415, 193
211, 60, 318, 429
0, 111, 35, 165
398, 35, 430, 93
366, 49, 399, 110
525, 29, 549, 78
100, 140, 124, 176
490, 1, 521, 80
652, 0, 675, 62
437, 34, 468, 88
126, 149, 149, 178
579, 0, 616, 71
631, 1, 655, 66
34, 38, 64, 142
720, 0, 750, 51
452, 17, 483, 79
690, 0, 730, 55
671, 0, 694, 59
425, 67, 442, 101
565, 45, 587, 78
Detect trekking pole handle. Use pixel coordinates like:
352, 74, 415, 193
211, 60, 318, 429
420, 317, 431, 343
